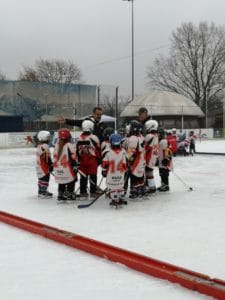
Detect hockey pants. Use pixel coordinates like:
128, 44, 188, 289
80, 174, 97, 194
159, 168, 169, 186
38, 173, 50, 193
58, 180, 76, 195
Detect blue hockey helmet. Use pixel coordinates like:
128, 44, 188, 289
109, 133, 121, 146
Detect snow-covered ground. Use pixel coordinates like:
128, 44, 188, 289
0, 139, 225, 300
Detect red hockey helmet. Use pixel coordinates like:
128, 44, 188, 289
58, 128, 71, 141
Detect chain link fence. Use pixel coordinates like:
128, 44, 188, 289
0, 80, 118, 132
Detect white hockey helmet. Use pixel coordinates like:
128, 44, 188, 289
37, 130, 51, 142
172, 128, 176, 133
145, 120, 158, 132
82, 120, 94, 132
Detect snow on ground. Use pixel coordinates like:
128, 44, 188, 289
0, 139, 225, 300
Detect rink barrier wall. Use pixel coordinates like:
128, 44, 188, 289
0, 132, 35, 148
0, 210, 225, 300
0, 132, 79, 148
0, 129, 216, 148
196, 152, 225, 156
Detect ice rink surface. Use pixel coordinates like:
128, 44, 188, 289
0, 139, 225, 300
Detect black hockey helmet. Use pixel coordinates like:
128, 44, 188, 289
158, 127, 165, 139
117, 127, 126, 138
129, 120, 142, 135
103, 127, 114, 140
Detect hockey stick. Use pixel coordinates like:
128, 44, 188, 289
172, 171, 193, 191
98, 176, 104, 188
77, 188, 108, 209
77, 169, 104, 192
75, 185, 80, 194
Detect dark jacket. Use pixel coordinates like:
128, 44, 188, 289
65, 116, 106, 143
141, 116, 151, 126
139, 115, 152, 136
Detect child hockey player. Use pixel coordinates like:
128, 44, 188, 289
36, 130, 53, 198
144, 120, 159, 194
166, 131, 177, 156
76, 120, 101, 198
101, 127, 114, 153
177, 130, 189, 156
188, 131, 196, 155
53, 128, 77, 201
125, 120, 146, 198
101, 133, 128, 207
158, 128, 173, 192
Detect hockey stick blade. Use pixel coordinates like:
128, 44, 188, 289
77, 188, 108, 209
172, 171, 193, 191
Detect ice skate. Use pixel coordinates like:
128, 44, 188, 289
118, 198, 127, 205
129, 188, 139, 199
57, 192, 67, 202
158, 184, 170, 192
38, 190, 53, 198
76, 192, 89, 200
65, 192, 76, 202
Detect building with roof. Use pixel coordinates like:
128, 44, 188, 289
120, 91, 204, 129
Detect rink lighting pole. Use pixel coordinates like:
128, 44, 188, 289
205, 87, 211, 129
123, 0, 134, 101
44, 93, 48, 130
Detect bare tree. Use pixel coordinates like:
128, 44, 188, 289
101, 94, 115, 116
19, 58, 82, 84
101, 94, 132, 116
147, 22, 225, 113
18, 67, 39, 82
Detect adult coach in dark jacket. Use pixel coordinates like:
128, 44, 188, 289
137, 107, 151, 125
59, 106, 105, 143
137, 107, 152, 134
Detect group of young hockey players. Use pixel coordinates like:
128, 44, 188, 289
35, 117, 175, 208
167, 128, 197, 156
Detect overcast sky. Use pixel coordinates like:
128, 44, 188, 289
1, 0, 225, 96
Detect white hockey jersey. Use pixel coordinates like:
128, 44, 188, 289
158, 138, 173, 170
36, 143, 52, 179
102, 148, 128, 191
101, 140, 111, 154
145, 132, 159, 169
76, 133, 100, 159
53, 142, 77, 184
126, 134, 146, 177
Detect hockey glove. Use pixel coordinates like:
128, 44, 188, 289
73, 162, 80, 172
97, 158, 102, 166
102, 170, 107, 177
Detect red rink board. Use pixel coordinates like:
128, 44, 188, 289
0, 210, 225, 299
